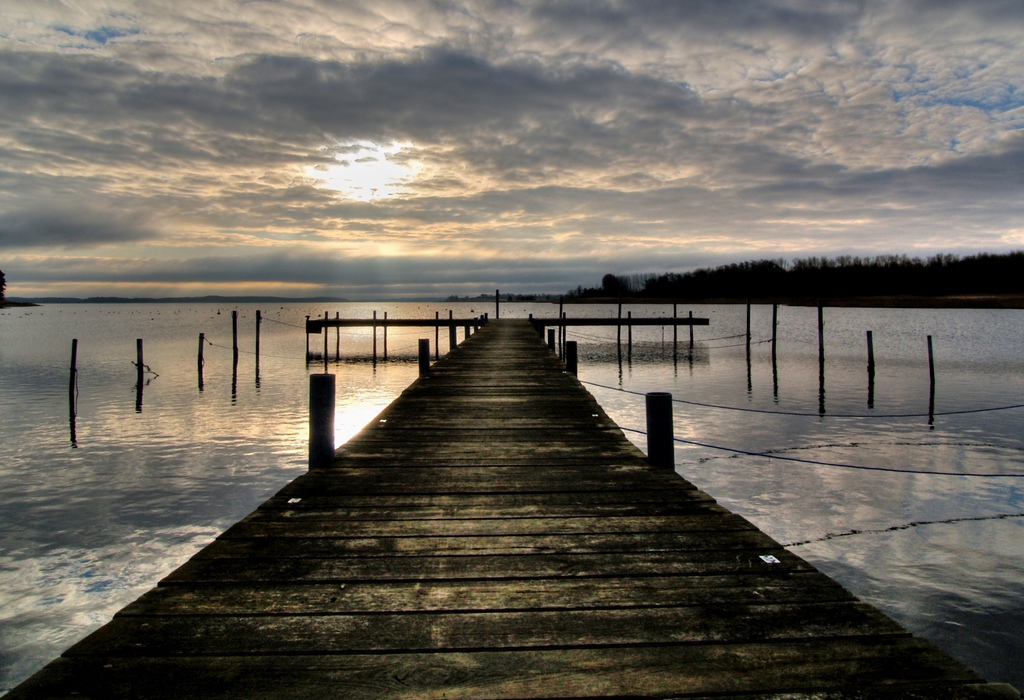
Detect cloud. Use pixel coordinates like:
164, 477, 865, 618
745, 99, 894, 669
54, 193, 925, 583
0, 206, 161, 249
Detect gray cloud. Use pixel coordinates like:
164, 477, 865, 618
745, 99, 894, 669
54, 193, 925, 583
0, 206, 161, 249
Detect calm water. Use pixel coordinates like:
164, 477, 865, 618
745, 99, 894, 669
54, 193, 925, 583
0, 302, 1022, 692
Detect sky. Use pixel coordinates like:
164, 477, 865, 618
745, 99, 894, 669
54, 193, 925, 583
2, 0, 1023, 299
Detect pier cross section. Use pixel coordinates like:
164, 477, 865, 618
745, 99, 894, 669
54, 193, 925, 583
8, 320, 1015, 699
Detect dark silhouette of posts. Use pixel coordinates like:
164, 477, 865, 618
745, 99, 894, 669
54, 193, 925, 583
689, 310, 694, 350
745, 298, 751, 349
418, 339, 430, 376
645, 392, 674, 469
449, 310, 456, 352
673, 303, 678, 354
322, 312, 329, 373
69, 339, 79, 447
383, 312, 388, 361
547, 328, 556, 351
495, 289, 500, 319
373, 311, 378, 365
231, 311, 239, 370
927, 336, 936, 426
566, 340, 578, 376
434, 312, 440, 361
135, 339, 144, 412
308, 373, 335, 470
197, 333, 205, 391
255, 310, 262, 384
866, 330, 875, 408
335, 312, 340, 361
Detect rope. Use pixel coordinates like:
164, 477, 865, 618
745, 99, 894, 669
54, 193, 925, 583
583, 380, 1024, 418
783, 512, 1024, 548
618, 426, 1024, 478
261, 316, 307, 329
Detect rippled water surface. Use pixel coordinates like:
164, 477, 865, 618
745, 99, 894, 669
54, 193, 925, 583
1, 302, 1022, 692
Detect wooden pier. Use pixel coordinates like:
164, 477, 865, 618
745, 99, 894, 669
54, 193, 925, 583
8, 320, 1017, 699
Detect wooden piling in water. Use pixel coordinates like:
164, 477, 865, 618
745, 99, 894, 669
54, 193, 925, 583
566, 340, 578, 376
495, 289, 500, 319
373, 311, 378, 365
307, 373, 335, 470
335, 312, 340, 361
771, 303, 778, 363
418, 339, 430, 376
232, 311, 239, 369
645, 391, 674, 469
383, 312, 388, 361
69, 339, 78, 417
197, 333, 205, 391
689, 310, 694, 350
434, 312, 440, 361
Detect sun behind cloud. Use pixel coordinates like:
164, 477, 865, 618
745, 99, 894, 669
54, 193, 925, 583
308, 140, 418, 201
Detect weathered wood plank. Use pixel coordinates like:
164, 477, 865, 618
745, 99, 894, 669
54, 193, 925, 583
7, 640, 982, 700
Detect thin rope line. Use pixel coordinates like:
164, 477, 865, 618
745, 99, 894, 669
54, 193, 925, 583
783, 512, 1024, 547
583, 380, 1024, 418
618, 427, 1024, 478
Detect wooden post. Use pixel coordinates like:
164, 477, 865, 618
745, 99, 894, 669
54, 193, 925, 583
817, 300, 824, 365
627, 311, 633, 355
69, 339, 78, 416
495, 289, 500, 319
558, 297, 564, 358
566, 340, 578, 376
418, 339, 430, 376
197, 333, 205, 391
745, 298, 751, 348
135, 338, 144, 413
305, 315, 310, 364
547, 328, 556, 351
255, 310, 262, 359
434, 312, 440, 361
232, 310, 239, 369
449, 310, 456, 352
373, 311, 378, 365
308, 373, 335, 470
323, 312, 329, 373
645, 392, 674, 469
672, 303, 678, 353
866, 330, 875, 374
928, 335, 935, 426
335, 312, 340, 361
927, 335, 935, 389
771, 303, 778, 363
689, 310, 694, 350
617, 296, 622, 350
383, 312, 388, 361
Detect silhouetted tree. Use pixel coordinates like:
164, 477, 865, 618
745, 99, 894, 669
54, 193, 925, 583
0, 269, 6, 300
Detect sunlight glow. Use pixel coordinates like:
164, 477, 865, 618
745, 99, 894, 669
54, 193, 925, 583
309, 140, 417, 200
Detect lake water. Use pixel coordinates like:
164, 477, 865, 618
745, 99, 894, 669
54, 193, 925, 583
1, 301, 1022, 692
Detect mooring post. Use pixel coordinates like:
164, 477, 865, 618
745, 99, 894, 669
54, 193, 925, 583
566, 340, 578, 376
383, 312, 388, 361
323, 312, 329, 373
495, 289, 500, 319
866, 330, 875, 374
627, 311, 633, 355
673, 303, 678, 353
645, 392, 674, 469
449, 310, 456, 352
561, 312, 567, 360
231, 310, 239, 370
305, 315, 310, 364
927, 335, 935, 388
927, 335, 935, 426
617, 296, 623, 350
252, 311, 260, 376
308, 373, 335, 470
373, 311, 378, 365
689, 310, 694, 349
547, 328, 556, 351
418, 339, 431, 376
745, 298, 751, 348
771, 303, 778, 363
69, 339, 78, 416
136, 338, 144, 382
335, 312, 340, 361
434, 312, 440, 361
817, 300, 825, 365
197, 333, 205, 390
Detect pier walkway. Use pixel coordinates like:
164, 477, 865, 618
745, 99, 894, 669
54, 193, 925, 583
9, 320, 1016, 698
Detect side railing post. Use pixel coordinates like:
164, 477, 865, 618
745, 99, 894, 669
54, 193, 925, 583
418, 339, 431, 376
645, 391, 674, 469
566, 340, 578, 376
308, 373, 336, 470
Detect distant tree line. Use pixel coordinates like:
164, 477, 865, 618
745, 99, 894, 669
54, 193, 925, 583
566, 252, 1024, 301
0, 268, 6, 300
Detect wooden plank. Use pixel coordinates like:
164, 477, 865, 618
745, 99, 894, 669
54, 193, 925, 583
7, 640, 982, 700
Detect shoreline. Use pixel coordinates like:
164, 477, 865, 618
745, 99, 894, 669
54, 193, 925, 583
562, 294, 1024, 309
